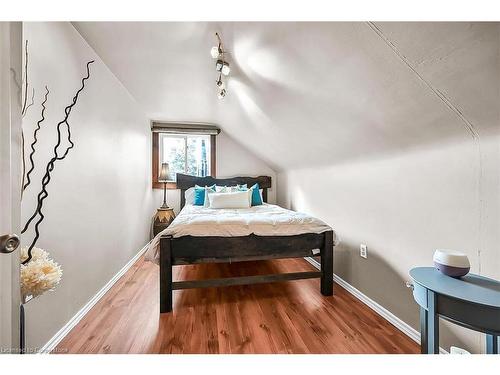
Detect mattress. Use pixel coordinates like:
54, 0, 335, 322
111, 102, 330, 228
145, 203, 336, 264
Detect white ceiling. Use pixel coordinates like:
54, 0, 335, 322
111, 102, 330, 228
73, 22, 499, 171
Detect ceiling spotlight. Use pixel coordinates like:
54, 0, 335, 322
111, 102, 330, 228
215, 59, 224, 71
212, 32, 229, 98
221, 63, 230, 76
218, 89, 227, 99
216, 60, 230, 76
210, 46, 221, 59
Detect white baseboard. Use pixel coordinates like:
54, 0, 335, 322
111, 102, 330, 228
304, 257, 447, 354
38, 241, 151, 354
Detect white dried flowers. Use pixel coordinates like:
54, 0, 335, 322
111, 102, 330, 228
20, 247, 62, 301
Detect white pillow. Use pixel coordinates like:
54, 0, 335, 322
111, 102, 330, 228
208, 190, 251, 209
215, 185, 228, 192
204, 186, 215, 207
184, 185, 263, 205
217, 184, 247, 193
184, 187, 195, 205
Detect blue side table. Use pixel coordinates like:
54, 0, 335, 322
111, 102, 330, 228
409, 267, 500, 354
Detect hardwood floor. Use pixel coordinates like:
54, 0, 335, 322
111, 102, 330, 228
55, 256, 419, 354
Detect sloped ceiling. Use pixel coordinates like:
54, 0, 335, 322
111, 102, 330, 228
73, 22, 499, 172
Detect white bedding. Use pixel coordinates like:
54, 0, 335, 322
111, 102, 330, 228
145, 203, 336, 264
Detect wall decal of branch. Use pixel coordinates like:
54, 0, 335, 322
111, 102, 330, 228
21, 40, 36, 199
23, 88, 35, 118
21, 40, 30, 116
22, 60, 95, 265
23, 86, 49, 192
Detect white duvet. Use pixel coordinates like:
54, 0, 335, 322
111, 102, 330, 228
145, 203, 336, 264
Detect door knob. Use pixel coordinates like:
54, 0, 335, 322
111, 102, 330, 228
0, 233, 20, 254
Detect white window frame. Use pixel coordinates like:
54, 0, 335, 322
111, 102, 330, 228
159, 132, 211, 182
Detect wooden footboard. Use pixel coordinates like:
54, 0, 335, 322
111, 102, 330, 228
159, 230, 334, 313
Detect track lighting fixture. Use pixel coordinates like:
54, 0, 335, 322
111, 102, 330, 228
216, 60, 231, 76
216, 74, 225, 90
218, 89, 227, 99
211, 32, 230, 99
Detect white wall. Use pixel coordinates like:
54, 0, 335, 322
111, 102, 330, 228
21, 22, 154, 350
153, 131, 277, 213
278, 131, 500, 353
274, 23, 500, 353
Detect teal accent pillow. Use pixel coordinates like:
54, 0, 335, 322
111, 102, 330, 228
193, 184, 216, 206
250, 183, 262, 206
193, 186, 206, 206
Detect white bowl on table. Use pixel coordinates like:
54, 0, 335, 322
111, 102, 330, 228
433, 249, 470, 278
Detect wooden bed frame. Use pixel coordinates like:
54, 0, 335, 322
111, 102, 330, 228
159, 173, 334, 313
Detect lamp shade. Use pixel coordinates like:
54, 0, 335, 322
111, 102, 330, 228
158, 163, 170, 182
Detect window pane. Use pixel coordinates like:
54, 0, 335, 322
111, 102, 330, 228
160, 134, 185, 181
186, 135, 211, 177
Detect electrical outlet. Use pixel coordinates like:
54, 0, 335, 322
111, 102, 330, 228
360, 244, 368, 259
450, 346, 470, 354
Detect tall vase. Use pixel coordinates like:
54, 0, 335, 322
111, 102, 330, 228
20, 295, 32, 354
20, 303, 25, 354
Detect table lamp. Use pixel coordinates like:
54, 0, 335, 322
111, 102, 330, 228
158, 162, 170, 209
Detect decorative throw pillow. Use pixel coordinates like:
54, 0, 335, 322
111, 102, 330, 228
184, 187, 195, 205
232, 186, 251, 204
193, 185, 215, 206
250, 183, 263, 206
216, 184, 247, 193
208, 190, 252, 209
225, 184, 243, 193
204, 186, 216, 207
193, 186, 206, 206
215, 185, 229, 193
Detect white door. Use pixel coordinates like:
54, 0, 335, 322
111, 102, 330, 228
0, 21, 22, 354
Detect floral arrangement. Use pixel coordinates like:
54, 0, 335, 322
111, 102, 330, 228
20, 246, 62, 302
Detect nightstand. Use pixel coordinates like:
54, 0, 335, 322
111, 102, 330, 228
153, 208, 176, 236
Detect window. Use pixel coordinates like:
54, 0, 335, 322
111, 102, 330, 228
152, 124, 218, 189
160, 133, 211, 181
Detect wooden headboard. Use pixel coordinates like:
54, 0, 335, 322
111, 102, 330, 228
176, 173, 272, 209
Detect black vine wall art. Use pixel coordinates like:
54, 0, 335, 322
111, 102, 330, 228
19, 38, 95, 303
22, 60, 95, 265
23, 86, 49, 192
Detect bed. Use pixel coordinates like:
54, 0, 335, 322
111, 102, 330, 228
146, 173, 336, 313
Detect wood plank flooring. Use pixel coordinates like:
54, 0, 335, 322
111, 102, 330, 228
55, 256, 419, 354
